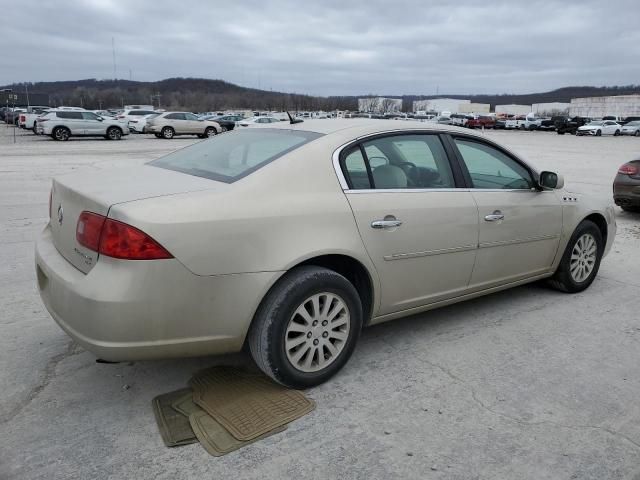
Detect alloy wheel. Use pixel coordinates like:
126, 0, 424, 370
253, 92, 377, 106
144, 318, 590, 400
284, 292, 350, 373
570, 233, 597, 283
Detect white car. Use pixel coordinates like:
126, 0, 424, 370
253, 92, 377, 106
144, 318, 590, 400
128, 113, 160, 133
620, 121, 640, 136
115, 109, 157, 131
36, 110, 129, 140
577, 121, 622, 136
236, 116, 283, 127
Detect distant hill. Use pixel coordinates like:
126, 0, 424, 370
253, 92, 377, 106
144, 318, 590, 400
2, 77, 640, 111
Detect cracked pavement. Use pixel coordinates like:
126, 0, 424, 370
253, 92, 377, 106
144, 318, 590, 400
1, 127, 640, 479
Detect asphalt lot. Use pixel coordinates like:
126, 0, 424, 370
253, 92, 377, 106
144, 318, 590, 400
1, 125, 640, 480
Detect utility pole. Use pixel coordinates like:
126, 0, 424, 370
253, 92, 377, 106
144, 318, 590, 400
25, 84, 30, 107
112, 37, 117, 80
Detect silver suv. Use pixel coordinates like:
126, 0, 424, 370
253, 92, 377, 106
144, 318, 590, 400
36, 110, 129, 141
147, 112, 222, 139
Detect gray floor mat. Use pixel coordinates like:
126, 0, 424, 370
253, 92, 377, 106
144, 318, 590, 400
189, 366, 315, 441
189, 410, 287, 456
151, 388, 198, 447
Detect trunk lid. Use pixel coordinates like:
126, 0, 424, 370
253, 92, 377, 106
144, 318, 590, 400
50, 165, 216, 273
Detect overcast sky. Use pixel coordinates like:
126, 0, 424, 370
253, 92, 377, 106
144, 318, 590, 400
2, 0, 640, 96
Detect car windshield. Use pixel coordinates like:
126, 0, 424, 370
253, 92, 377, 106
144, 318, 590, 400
150, 128, 323, 183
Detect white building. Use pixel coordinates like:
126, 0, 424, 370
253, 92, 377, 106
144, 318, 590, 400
531, 102, 570, 116
569, 95, 640, 118
358, 97, 402, 114
458, 103, 490, 114
412, 98, 470, 114
495, 104, 532, 116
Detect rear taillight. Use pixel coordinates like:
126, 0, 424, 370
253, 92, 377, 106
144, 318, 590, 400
20, 115, 25, 121
76, 211, 173, 260
618, 163, 639, 176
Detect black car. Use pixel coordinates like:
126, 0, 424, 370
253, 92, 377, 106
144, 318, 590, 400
201, 114, 244, 131
622, 116, 640, 125
539, 116, 565, 131
613, 159, 640, 212
555, 116, 592, 135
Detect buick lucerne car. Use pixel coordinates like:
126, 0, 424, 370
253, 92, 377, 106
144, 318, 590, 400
36, 120, 616, 388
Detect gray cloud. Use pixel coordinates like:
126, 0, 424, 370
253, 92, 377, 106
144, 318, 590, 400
2, 0, 640, 95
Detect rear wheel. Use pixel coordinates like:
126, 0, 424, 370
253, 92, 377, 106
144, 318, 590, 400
106, 127, 122, 140
205, 127, 216, 137
614, 130, 620, 136
634, 130, 640, 137
161, 126, 175, 139
548, 220, 603, 293
221, 125, 228, 132
53, 127, 70, 141
248, 266, 363, 388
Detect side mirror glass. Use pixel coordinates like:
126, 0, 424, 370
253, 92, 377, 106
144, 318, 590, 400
539, 171, 564, 189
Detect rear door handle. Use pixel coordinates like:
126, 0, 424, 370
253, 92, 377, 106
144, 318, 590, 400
484, 210, 505, 222
371, 219, 403, 229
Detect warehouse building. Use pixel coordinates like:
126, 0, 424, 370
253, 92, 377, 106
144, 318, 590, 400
412, 98, 470, 114
531, 102, 570, 116
358, 97, 402, 114
495, 104, 531, 116
569, 95, 640, 118
458, 102, 490, 114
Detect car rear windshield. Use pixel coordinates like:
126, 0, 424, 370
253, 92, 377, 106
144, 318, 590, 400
149, 128, 323, 183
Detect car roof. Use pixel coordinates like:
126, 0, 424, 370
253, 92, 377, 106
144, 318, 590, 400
264, 118, 489, 140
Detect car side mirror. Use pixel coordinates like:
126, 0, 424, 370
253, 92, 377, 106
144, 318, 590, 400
539, 171, 564, 189
97, 117, 103, 122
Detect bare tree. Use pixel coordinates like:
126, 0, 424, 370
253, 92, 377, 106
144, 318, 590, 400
359, 96, 380, 113
380, 98, 399, 114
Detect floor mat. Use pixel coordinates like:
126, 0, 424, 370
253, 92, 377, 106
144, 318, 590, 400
189, 366, 315, 441
152, 388, 198, 447
189, 410, 287, 456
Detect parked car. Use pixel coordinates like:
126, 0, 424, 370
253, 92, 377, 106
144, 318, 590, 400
466, 115, 496, 129
201, 114, 244, 131
449, 113, 472, 127
613, 159, 640, 212
521, 116, 544, 130
621, 116, 640, 125
620, 121, 640, 136
36, 110, 129, 140
539, 116, 565, 131
146, 112, 222, 139
115, 109, 157, 130
5, 107, 26, 125
555, 116, 592, 135
19, 106, 50, 131
576, 120, 622, 136
128, 113, 160, 133
505, 116, 525, 129
36, 120, 616, 388
236, 116, 282, 127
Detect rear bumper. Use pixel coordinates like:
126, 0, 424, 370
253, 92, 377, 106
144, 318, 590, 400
35, 224, 281, 361
613, 180, 640, 206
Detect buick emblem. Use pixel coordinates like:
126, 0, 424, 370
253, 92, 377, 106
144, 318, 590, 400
57, 205, 64, 225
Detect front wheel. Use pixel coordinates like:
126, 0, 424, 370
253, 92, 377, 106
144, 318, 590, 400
248, 266, 363, 389
548, 220, 603, 293
596, 129, 602, 136
614, 130, 620, 136
205, 127, 217, 137
634, 130, 640, 137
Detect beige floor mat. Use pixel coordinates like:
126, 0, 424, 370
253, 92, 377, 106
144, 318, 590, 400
152, 388, 198, 447
189, 410, 287, 456
189, 367, 315, 441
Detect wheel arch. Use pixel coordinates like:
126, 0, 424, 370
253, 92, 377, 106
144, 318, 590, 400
583, 212, 608, 247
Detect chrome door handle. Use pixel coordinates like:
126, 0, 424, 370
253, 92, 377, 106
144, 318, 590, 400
371, 219, 403, 229
484, 210, 505, 222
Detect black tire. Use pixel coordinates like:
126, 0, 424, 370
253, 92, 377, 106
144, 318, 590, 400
161, 126, 175, 139
614, 130, 620, 136
548, 220, 603, 293
53, 127, 70, 141
558, 131, 565, 135
106, 127, 122, 140
596, 129, 602, 136
221, 125, 228, 132
634, 130, 640, 137
154, 133, 162, 138
204, 127, 216, 137
248, 266, 363, 389
32, 124, 37, 133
